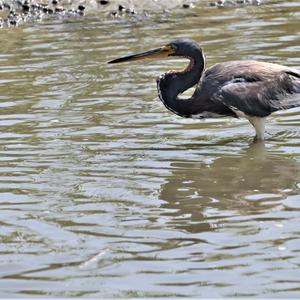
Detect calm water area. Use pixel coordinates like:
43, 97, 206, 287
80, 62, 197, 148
0, 0, 300, 297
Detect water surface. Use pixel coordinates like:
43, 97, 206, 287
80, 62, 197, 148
0, 0, 300, 297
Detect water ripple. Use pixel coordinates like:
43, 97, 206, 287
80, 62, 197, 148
0, 1, 300, 297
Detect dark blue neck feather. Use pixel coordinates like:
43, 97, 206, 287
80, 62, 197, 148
157, 54, 205, 118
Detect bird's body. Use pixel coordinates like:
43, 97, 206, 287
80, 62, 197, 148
109, 39, 300, 140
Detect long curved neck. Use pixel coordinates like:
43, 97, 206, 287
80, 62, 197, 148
156, 52, 205, 118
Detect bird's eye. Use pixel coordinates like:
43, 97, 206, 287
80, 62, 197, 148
161, 44, 176, 56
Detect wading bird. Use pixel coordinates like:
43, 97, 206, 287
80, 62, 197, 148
108, 39, 300, 140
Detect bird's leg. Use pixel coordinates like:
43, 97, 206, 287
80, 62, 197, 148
247, 116, 266, 140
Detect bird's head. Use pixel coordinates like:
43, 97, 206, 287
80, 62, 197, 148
108, 39, 202, 64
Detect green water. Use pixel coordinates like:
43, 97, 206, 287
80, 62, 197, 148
0, 0, 300, 297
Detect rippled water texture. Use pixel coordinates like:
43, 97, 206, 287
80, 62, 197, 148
0, 0, 300, 297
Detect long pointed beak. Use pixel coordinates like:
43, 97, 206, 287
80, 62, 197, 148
108, 45, 174, 64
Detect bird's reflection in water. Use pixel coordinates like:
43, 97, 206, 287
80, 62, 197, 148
159, 141, 300, 233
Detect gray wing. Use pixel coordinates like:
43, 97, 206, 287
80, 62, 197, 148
212, 72, 300, 117
202, 61, 300, 117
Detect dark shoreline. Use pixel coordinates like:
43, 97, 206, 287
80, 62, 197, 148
0, 0, 262, 28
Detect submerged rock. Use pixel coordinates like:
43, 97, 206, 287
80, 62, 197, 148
0, 0, 265, 28
209, 0, 261, 7
0, 0, 85, 28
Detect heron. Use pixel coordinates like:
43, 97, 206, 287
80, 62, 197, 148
108, 39, 300, 140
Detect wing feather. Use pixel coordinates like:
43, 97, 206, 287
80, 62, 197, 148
212, 72, 300, 117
